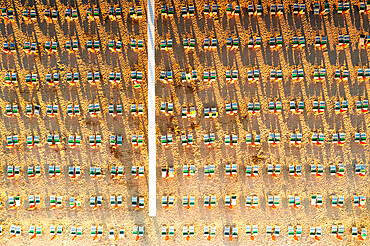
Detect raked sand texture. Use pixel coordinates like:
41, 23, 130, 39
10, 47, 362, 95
0, 0, 150, 245
156, 0, 369, 245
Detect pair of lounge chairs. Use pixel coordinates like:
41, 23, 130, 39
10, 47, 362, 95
270, 69, 283, 81
310, 226, 322, 241
4, 72, 17, 86
204, 38, 217, 50
45, 73, 60, 85
109, 195, 123, 209
248, 102, 261, 114
226, 37, 239, 49
5, 104, 18, 117
225, 102, 237, 115
68, 166, 81, 179
315, 36, 328, 48
161, 5, 174, 18
332, 132, 346, 146
290, 132, 302, 146
48, 165, 61, 179
69, 197, 82, 210
9, 225, 21, 239
64, 8, 78, 21
312, 101, 325, 115
27, 166, 40, 178
183, 38, 195, 50
160, 39, 173, 51
224, 226, 238, 241
226, 3, 241, 16
246, 133, 261, 146
90, 166, 102, 178
161, 166, 175, 178
288, 225, 302, 241
313, 3, 330, 15
267, 164, 281, 177
161, 225, 175, 240
337, 2, 350, 14
310, 164, 324, 176
67, 134, 81, 148
0, 8, 15, 22
270, 4, 284, 15
225, 70, 238, 83
268, 133, 281, 146
204, 226, 216, 241
182, 106, 196, 118
269, 101, 282, 114
70, 226, 82, 240
293, 3, 306, 14
8, 196, 21, 209
248, 37, 261, 49
355, 163, 366, 177
28, 195, 41, 210
183, 226, 194, 241
110, 165, 124, 179
246, 225, 258, 241
7, 135, 19, 148
90, 226, 103, 240
88, 103, 100, 117
44, 8, 58, 21
247, 4, 262, 16
352, 227, 367, 240
266, 225, 280, 241
245, 196, 258, 209
65, 39, 79, 53
203, 70, 216, 82
204, 164, 215, 178
110, 135, 123, 149
44, 41, 58, 53
90, 196, 103, 210
181, 5, 195, 18
269, 36, 283, 49
355, 132, 367, 145
334, 68, 349, 81
159, 70, 173, 83
288, 195, 301, 208
133, 225, 144, 241
67, 104, 80, 117
130, 39, 143, 51
25, 73, 38, 85
204, 4, 218, 16
108, 40, 122, 52
129, 7, 143, 20
108, 228, 125, 240
87, 40, 100, 53
131, 165, 144, 178
338, 35, 350, 48
224, 195, 237, 209
312, 132, 325, 146
268, 195, 280, 209
292, 36, 306, 48
246, 165, 259, 177
225, 134, 238, 146
49, 195, 62, 209
225, 164, 237, 177
161, 134, 172, 147
26, 135, 39, 148
291, 69, 304, 81
86, 8, 99, 20
131, 70, 143, 88
356, 99, 369, 113
289, 164, 302, 177
353, 195, 366, 208
162, 195, 175, 209
311, 194, 323, 208
182, 196, 195, 209
49, 225, 63, 240
108, 7, 122, 20
23, 41, 37, 54
329, 163, 345, 177
183, 164, 195, 177
131, 104, 143, 116
108, 104, 123, 117
2, 41, 16, 54
47, 133, 60, 148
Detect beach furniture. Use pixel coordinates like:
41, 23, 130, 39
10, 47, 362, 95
354, 132, 367, 145
50, 195, 62, 209
288, 163, 302, 177
293, 3, 306, 14
5, 104, 19, 117
268, 195, 280, 209
6, 135, 19, 148
204, 226, 216, 241
131, 70, 143, 88
68, 166, 81, 179
270, 69, 283, 81
110, 195, 123, 209
311, 194, 323, 208
270, 3, 284, 15
131, 165, 144, 179
25, 73, 38, 86
289, 100, 304, 114
8, 195, 21, 209
108, 6, 122, 20
248, 4, 262, 15
291, 68, 304, 81
28, 194, 40, 210
182, 225, 194, 241
268, 101, 282, 114
267, 164, 281, 177
161, 134, 173, 147
290, 132, 302, 146
247, 69, 260, 82
4, 72, 17, 86
225, 163, 237, 177
246, 133, 261, 146
337, 2, 350, 14
266, 225, 280, 241
180, 134, 194, 147
245, 195, 259, 209
66, 103, 79, 117
129, 6, 143, 20
353, 195, 366, 208
245, 165, 259, 177
161, 166, 175, 178
162, 195, 175, 209
355, 163, 366, 177
46, 133, 60, 148
161, 5, 174, 18
183, 164, 195, 177
331, 224, 344, 240
269, 36, 283, 48
288, 195, 301, 208
204, 164, 215, 178
310, 163, 324, 176
48, 165, 61, 179
315, 36, 327, 48
182, 196, 195, 209
27, 135, 40, 148
334, 68, 349, 81
204, 195, 216, 209
268, 132, 280, 146
248, 36, 261, 49
224, 195, 237, 209
225, 102, 238, 115
27, 165, 41, 179
309, 226, 322, 241
226, 3, 240, 16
